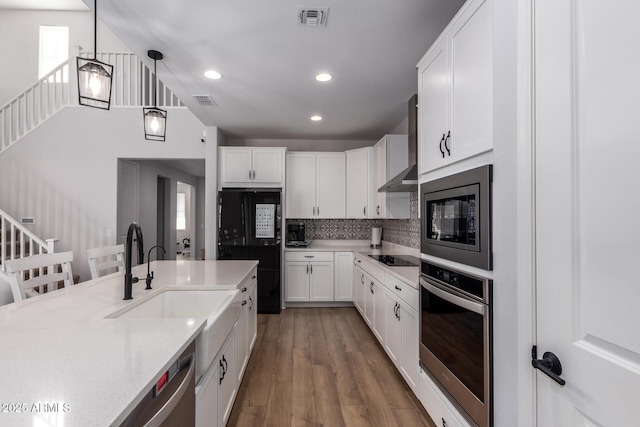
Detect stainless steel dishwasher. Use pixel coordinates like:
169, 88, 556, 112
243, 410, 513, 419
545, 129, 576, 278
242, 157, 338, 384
120, 341, 196, 427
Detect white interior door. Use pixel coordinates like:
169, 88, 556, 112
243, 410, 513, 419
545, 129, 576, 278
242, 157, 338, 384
534, 1, 640, 425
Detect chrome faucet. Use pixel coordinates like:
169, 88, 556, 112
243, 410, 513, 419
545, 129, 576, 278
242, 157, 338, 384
124, 222, 144, 300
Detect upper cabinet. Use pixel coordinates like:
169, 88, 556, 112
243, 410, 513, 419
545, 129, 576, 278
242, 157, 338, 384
219, 147, 286, 188
417, 0, 493, 175
371, 135, 410, 219
345, 147, 373, 219
286, 152, 345, 219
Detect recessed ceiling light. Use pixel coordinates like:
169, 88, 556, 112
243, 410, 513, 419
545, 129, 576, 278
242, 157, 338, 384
310, 115, 323, 121
204, 70, 222, 80
315, 73, 332, 82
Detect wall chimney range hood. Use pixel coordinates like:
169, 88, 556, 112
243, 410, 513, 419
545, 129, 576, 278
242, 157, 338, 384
378, 94, 418, 192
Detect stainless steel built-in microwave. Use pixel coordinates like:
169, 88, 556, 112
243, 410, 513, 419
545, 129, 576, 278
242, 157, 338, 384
420, 165, 492, 270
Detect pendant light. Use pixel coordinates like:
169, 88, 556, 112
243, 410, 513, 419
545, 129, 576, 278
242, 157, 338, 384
143, 50, 167, 141
77, 0, 113, 109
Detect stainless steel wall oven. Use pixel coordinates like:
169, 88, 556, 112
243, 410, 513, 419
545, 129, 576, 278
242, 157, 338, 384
420, 261, 492, 427
420, 165, 492, 270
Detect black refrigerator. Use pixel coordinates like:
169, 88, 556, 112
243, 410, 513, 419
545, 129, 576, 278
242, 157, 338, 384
217, 189, 281, 313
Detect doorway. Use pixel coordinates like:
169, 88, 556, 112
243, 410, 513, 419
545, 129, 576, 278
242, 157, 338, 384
176, 181, 194, 260
156, 176, 170, 260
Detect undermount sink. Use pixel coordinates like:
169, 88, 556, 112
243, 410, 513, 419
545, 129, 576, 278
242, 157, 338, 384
107, 288, 241, 379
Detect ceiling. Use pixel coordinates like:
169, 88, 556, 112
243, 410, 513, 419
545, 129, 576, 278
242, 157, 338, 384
3, 0, 465, 141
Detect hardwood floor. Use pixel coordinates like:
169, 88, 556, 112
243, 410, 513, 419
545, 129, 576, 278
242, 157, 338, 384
228, 307, 435, 427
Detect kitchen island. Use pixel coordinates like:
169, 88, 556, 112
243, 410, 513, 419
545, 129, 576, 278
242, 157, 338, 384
0, 259, 258, 427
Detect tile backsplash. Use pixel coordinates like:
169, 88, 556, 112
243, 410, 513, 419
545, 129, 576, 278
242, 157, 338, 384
287, 192, 419, 249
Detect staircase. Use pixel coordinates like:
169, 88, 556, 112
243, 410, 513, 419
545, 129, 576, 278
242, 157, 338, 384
0, 51, 184, 154
0, 208, 57, 285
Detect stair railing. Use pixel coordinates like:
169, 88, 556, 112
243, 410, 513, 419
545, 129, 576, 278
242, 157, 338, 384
0, 208, 56, 291
0, 50, 184, 154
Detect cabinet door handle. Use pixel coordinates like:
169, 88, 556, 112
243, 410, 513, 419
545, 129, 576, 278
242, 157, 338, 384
361, 274, 364, 284
219, 359, 225, 384
310, 264, 313, 274
304, 255, 314, 258
306, 264, 309, 274
242, 287, 247, 292
317, 206, 319, 216
370, 281, 374, 294
439, 133, 446, 158
242, 300, 248, 306
249, 296, 253, 310
444, 131, 451, 156
393, 302, 398, 316
252, 275, 256, 280
376, 205, 380, 215
363, 206, 366, 216
395, 285, 402, 291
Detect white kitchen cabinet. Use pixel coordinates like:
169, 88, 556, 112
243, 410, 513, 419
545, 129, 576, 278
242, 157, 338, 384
417, 0, 492, 175
285, 252, 334, 302
384, 291, 419, 393
196, 329, 236, 427
384, 289, 402, 366
247, 282, 257, 351
373, 276, 386, 343
309, 262, 334, 301
217, 332, 236, 427
345, 147, 373, 218
334, 252, 353, 302
235, 271, 257, 385
363, 272, 374, 327
419, 370, 472, 427
219, 147, 286, 187
352, 260, 365, 314
286, 152, 345, 218
196, 354, 219, 427
371, 135, 410, 219
284, 261, 310, 301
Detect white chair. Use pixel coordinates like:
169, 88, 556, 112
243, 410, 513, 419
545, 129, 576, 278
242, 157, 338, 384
87, 244, 125, 280
5, 251, 75, 302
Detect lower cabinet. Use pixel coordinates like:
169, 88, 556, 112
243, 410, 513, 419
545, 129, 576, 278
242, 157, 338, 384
236, 274, 257, 384
334, 252, 354, 302
196, 270, 258, 427
353, 255, 420, 396
285, 252, 334, 302
196, 331, 236, 427
352, 263, 365, 314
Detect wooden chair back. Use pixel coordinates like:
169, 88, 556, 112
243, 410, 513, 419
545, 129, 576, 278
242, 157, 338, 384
5, 251, 75, 302
87, 244, 125, 280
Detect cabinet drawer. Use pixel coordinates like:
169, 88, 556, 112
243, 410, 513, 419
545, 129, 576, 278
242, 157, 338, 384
419, 370, 471, 427
384, 273, 419, 311
359, 259, 385, 283
239, 269, 258, 293
285, 251, 334, 262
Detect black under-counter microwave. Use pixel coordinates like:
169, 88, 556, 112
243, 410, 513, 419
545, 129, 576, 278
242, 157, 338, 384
420, 165, 492, 270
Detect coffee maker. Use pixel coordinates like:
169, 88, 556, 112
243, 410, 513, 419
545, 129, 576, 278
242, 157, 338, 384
286, 223, 309, 247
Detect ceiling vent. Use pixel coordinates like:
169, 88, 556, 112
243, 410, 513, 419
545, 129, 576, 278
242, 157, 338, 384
298, 7, 329, 27
192, 95, 217, 107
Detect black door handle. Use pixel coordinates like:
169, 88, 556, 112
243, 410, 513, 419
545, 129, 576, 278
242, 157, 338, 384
531, 346, 566, 386
439, 133, 445, 158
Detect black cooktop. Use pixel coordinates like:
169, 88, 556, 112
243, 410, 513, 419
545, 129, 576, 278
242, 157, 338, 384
368, 254, 420, 267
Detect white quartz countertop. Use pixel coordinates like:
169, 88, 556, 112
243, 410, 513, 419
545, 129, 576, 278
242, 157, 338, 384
0, 259, 258, 427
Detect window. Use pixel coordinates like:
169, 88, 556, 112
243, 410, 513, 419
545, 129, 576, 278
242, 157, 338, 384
176, 193, 186, 230
39, 26, 69, 81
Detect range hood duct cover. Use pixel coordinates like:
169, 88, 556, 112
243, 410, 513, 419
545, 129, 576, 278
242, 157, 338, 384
379, 94, 418, 192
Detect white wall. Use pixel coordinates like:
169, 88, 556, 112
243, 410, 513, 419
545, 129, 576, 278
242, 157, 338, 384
491, 0, 524, 426
0, 106, 208, 303
0, 9, 130, 106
